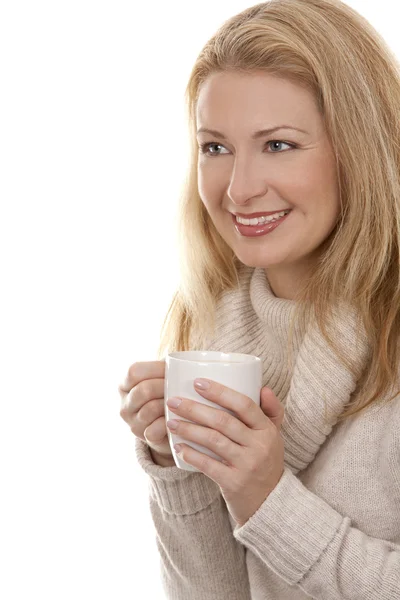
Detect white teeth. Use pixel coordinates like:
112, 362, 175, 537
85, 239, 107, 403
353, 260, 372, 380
236, 210, 289, 226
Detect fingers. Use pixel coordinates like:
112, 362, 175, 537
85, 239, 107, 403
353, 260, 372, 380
260, 387, 285, 430
167, 418, 241, 464
118, 360, 165, 396
120, 379, 165, 421
136, 398, 165, 428
120, 377, 165, 419
133, 378, 165, 413
118, 360, 171, 457
167, 398, 249, 445
143, 415, 168, 445
193, 379, 268, 430
129, 398, 164, 438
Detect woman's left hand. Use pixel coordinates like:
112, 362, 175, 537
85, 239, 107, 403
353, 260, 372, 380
166, 378, 285, 528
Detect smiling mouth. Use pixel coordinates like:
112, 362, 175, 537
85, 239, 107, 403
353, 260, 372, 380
233, 209, 292, 225
230, 209, 292, 237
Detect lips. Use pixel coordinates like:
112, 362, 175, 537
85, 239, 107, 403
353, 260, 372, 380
233, 209, 291, 219
231, 209, 291, 237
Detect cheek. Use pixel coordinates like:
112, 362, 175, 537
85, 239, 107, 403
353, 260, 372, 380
316, 174, 341, 226
197, 167, 221, 210
296, 164, 340, 218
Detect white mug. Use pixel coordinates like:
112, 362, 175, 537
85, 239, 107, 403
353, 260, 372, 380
164, 350, 262, 472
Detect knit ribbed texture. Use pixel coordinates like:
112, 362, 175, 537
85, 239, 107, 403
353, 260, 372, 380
135, 437, 221, 515
235, 468, 343, 582
234, 467, 400, 599
134, 265, 400, 599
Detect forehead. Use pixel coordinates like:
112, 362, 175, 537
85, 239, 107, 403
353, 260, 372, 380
196, 71, 320, 132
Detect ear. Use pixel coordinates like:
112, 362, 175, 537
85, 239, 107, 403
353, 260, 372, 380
260, 386, 285, 431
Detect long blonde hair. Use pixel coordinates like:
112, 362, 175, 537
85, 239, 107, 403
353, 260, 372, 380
156, 0, 400, 421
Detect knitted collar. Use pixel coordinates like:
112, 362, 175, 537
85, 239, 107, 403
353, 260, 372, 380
208, 265, 371, 475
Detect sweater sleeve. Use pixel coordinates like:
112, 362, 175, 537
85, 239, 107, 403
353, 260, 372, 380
135, 438, 251, 600
234, 467, 400, 600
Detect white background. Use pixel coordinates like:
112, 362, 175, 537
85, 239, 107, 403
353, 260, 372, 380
0, 1, 397, 598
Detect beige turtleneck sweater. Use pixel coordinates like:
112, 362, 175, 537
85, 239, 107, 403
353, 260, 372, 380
134, 265, 400, 599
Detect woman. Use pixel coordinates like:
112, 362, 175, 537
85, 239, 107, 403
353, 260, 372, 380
119, 0, 400, 598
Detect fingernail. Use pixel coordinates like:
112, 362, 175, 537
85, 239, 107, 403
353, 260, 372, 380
167, 397, 182, 408
194, 378, 210, 390
167, 419, 179, 430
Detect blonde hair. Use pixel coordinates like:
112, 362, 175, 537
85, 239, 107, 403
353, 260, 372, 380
156, 0, 400, 421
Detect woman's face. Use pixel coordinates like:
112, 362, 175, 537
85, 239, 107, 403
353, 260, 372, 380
196, 71, 341, 299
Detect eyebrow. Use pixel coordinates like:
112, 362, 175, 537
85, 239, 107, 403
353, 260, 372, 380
196, 125, 308, 139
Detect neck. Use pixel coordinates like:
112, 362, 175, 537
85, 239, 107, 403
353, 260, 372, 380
265, 254, 319, 300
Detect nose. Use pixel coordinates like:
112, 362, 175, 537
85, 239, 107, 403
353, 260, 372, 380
227, 155, 268, 206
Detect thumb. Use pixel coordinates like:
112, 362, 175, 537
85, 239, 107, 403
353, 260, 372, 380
260, 387, 285, 431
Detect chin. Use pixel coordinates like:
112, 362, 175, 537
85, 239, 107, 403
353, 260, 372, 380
234, 254, 285, 269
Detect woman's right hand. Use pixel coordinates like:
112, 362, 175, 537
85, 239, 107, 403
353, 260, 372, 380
119, 360, 175, 467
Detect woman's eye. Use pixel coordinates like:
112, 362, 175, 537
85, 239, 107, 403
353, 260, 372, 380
266, 140, 294, 152
199, 140, 295, 156
199, 142, 229, 156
